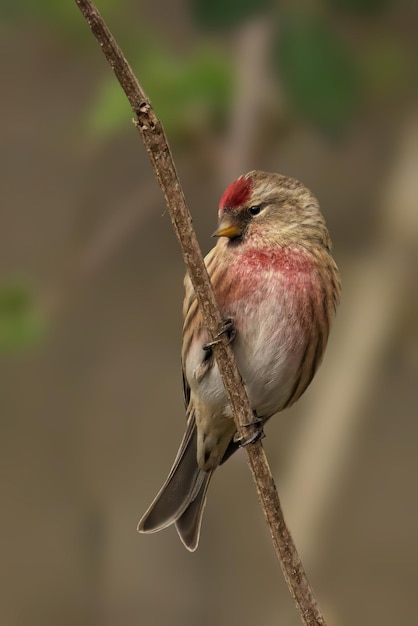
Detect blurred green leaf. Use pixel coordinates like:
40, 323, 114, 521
276, 11, 360, 131
87, 45, 233, 139
190, 0, 272, 31
87, 79, 133, 136
326, 0, 390, 14
0, 283, 44, 352
0, 0, 119, 37
361, 36, 410, 97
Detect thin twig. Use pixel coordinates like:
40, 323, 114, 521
74, 2, 327, 624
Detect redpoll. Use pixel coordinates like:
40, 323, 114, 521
138, 170, 341, 551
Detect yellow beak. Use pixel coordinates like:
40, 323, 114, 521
212, 220, 242, 239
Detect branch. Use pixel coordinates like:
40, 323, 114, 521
74, 2, 327, 624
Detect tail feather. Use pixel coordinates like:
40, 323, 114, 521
138, 415, 211, 550
175, 472, 212, 551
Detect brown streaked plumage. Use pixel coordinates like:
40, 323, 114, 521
138, 170, 341, 551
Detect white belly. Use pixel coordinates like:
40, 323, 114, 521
186, 291, 308, 420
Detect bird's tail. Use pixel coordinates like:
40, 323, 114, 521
138, 415, 212, 551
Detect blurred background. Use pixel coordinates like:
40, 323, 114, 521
1, 0, 417, 624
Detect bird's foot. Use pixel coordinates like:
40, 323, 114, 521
233, 412, 266, 447
203, 318, 236, 352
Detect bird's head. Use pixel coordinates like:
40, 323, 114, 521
214, 170, 331, 250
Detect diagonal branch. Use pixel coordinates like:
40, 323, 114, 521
74, 2, 327, 624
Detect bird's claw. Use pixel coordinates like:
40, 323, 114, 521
233, 412, 266, 447
203, 318, 236, 351
242, 413, 265, 427
234, 428, 266, 447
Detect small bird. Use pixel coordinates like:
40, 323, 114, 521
138, 170, 341, 551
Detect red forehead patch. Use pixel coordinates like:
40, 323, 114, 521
219, 176, 252, 210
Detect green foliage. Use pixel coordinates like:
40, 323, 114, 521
190, 0, 272, 31
326, 0, 390, 14
0, 0, 119, 36
87, 79, 132, 137
276, 11, 360, 132
360, 35, 410, 97
0, 282, 44, 352
87, 45, 233, 138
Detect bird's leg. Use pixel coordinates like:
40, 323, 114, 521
203, 318, 236, 352
233, 411, 266, 446
197, 320, 236, 383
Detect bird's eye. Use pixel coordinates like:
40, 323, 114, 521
248, 205, 261, 216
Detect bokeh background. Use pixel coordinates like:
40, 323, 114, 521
1, 1, 417, 624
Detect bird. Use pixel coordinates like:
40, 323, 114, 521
138, 170, 341, 551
